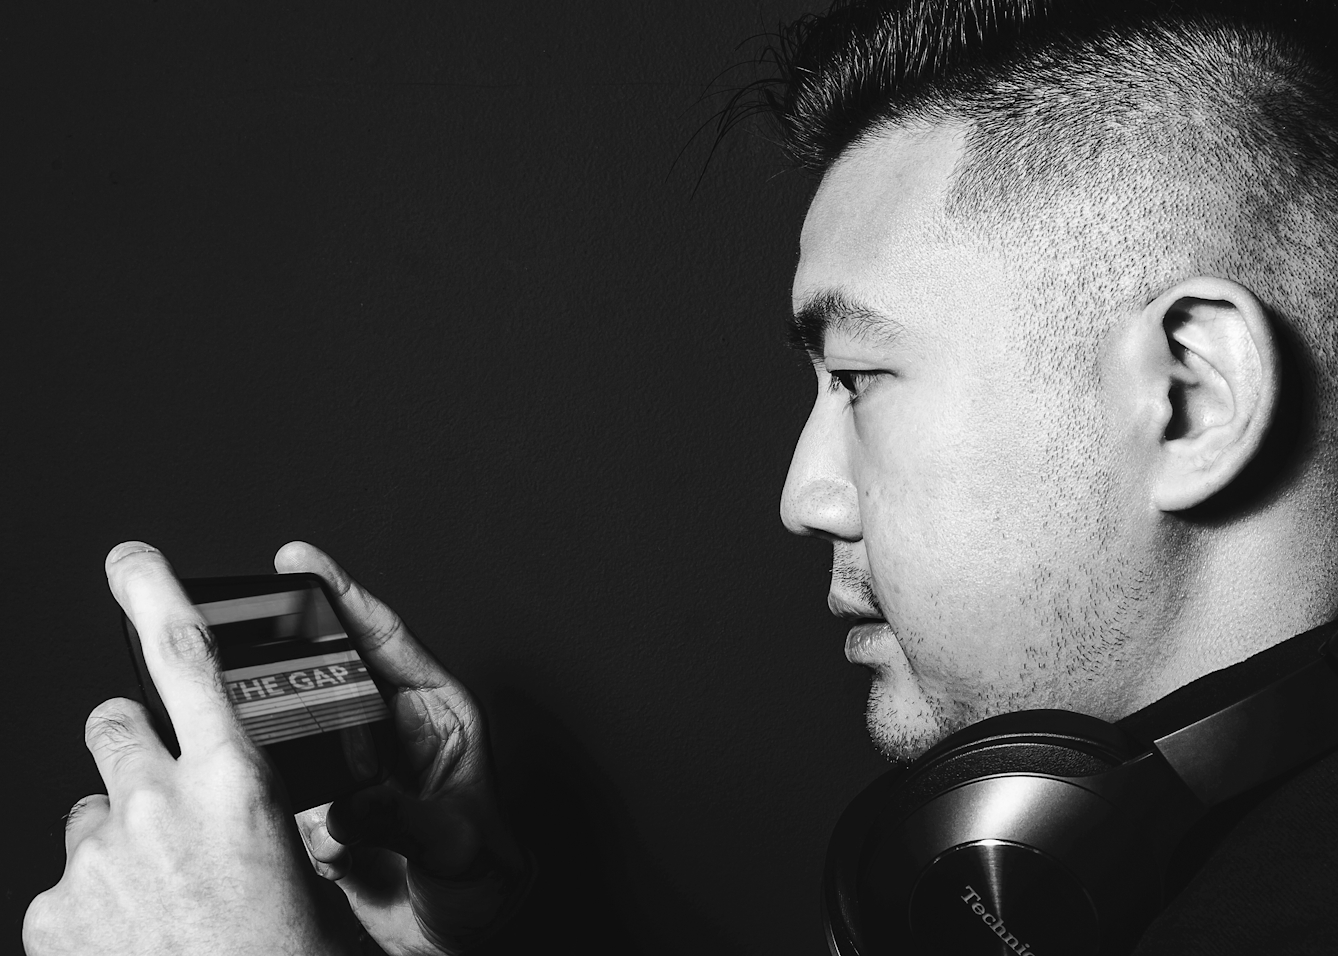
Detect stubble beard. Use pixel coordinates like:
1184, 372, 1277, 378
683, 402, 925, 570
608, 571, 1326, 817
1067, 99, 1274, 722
863, 669, 957, 764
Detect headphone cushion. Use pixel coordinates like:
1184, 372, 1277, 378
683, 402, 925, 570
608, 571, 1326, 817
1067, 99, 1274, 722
884, 708, 1135, 820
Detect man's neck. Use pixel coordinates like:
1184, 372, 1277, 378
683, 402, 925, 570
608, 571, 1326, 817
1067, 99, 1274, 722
1139, 504, 1338, 711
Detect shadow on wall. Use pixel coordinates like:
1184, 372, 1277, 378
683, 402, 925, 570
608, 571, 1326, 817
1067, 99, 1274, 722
485, 689, 735, 956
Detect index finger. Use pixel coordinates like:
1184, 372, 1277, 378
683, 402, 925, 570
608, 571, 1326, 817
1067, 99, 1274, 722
106, 541, 243, 754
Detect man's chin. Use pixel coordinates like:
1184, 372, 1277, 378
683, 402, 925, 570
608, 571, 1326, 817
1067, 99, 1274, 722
864, 672, 953, 764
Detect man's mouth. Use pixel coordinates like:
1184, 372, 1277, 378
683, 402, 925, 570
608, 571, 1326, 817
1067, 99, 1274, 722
844, 619, 897, 665
827, 548, 892, 665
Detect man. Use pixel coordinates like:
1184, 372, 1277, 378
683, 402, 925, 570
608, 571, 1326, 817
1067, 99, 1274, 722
22, 0, 1338, 953
778, 0, 1338, 764
772, 2, 1338, 950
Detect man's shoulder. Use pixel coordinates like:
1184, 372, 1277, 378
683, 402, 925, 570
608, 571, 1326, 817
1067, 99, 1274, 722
1135, 745, 1338, 955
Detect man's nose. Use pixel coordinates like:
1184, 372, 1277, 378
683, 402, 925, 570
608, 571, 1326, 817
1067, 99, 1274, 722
780, 398, 861, 541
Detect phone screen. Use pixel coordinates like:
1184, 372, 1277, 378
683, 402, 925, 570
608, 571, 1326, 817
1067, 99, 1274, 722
204, 587, 387, 746
123, 573, 397, 811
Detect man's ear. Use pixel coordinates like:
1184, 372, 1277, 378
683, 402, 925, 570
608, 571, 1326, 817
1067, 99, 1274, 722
1143, 277, 1280, 512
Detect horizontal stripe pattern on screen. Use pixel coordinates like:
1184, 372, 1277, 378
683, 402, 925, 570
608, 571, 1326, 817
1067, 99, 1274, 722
222, 649, 390, 746
198, 590, 309, 625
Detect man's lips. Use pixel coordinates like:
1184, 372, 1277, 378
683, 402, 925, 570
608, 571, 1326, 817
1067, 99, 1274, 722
844, 619, 897, 665
828, 584, 893, 664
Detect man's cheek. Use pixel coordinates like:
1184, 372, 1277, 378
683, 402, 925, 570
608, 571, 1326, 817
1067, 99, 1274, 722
862, 492, 1000, 616
863, 529, 1035, 686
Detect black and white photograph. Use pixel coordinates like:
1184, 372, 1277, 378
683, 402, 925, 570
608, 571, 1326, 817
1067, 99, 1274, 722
9, 2, 1338, 954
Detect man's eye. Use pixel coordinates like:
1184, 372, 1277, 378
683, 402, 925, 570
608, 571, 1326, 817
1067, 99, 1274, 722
828, 369, 882, 405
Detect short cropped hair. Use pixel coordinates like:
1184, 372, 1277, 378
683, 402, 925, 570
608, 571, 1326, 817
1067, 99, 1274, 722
770, 1, 1336, 172
757, 1, 1338, 444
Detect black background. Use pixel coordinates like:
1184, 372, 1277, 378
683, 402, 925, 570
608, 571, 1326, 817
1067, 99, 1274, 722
4, 2, 891, 953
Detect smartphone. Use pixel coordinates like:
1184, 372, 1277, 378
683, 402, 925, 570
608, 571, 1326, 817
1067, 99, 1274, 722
122, 572, 398, 811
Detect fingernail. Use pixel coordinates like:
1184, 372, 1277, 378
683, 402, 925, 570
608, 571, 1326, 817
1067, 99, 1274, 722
312, 823, 332, 850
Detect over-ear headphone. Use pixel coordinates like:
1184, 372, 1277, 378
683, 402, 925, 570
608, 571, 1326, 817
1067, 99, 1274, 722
823, 625, 1338, 956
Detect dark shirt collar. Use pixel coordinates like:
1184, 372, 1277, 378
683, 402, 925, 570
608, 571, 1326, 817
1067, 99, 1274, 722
1117, 617, 1338, 746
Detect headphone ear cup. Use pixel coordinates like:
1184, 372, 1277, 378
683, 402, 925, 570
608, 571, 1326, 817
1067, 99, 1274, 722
826, 710, 1138, 956
883, 709, 1135, 821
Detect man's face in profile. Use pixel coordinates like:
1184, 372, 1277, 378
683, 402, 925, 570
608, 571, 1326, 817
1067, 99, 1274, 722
782, 124, 1163, 762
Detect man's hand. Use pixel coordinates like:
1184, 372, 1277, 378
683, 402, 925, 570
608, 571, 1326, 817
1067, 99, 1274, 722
23, 543, 358, 956
278, 542, 532, 956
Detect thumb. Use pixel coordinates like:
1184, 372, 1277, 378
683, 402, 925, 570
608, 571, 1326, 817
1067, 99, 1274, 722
295, 803, 351, 881
326, 785, 485, 878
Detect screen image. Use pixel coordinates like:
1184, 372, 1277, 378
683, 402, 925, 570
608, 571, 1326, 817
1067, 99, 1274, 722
197, 588, 391, 746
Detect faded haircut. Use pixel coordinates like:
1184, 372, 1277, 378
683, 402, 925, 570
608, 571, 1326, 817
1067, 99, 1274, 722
754, 0, 1338, 432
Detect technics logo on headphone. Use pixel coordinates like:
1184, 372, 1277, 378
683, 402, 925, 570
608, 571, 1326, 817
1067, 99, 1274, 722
960, 887, 1038, 956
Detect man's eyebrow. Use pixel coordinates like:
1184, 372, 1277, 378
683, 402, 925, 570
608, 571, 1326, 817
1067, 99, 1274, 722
786, 291, 906, 357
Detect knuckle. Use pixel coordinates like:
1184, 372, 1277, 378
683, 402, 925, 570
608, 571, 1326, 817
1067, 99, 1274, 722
326, 564, 354, 599
22, 890, 61, 956
83, 704, 149, 779
161, 619, 219, 666
65, 794, 105, 829
120, 784, 172, 831
84, 702, 140, 748
65, 832, 110, 882
362, 609, 405, 652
